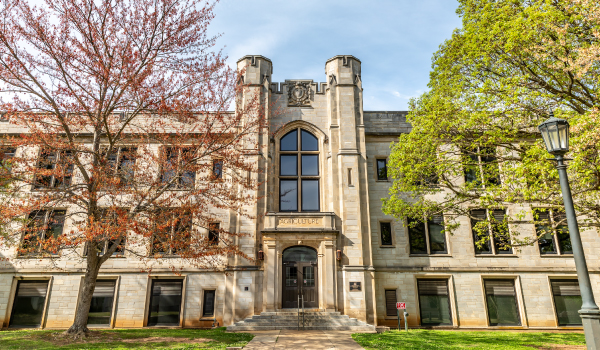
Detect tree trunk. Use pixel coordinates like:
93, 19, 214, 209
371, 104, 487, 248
66, 258, 101, 338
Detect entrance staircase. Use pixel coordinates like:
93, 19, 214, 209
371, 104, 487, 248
226, 309, 376, 331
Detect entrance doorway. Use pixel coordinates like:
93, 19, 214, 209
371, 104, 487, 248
282, 246, 318, 309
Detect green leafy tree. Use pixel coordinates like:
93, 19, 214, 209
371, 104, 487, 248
383, 0, 600, 249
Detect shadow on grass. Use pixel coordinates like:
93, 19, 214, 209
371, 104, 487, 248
352, 330, 586, 350
0, 327, 253, 350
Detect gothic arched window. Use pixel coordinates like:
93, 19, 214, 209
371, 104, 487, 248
279, 129, 319, 212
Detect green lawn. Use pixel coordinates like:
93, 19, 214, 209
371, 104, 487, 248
352, 329, 586, 350
0, 327, 253, 349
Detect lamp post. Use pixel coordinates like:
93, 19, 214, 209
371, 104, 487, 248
539, 113, 600, 349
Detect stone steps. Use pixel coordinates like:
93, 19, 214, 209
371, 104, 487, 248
227, 310, 376, 332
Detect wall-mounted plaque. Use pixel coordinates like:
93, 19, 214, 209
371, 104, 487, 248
349, 282, 361, 292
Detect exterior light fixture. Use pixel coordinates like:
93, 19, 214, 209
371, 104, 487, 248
257, 250, 264, 260
538, 112, 569, 155
539, 111, 600, 349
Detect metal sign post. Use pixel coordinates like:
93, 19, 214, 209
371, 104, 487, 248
396, 302, 407, 332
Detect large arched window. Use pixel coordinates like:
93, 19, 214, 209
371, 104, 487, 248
279, 129, 319, 212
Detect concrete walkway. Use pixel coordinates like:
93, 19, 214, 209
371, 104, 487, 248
240, 330, 365, 349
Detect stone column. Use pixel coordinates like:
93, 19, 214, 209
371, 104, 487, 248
264, 241, 277, 311
324, 240, 336, 311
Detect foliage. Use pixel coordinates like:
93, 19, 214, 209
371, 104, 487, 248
0, 0, 266, 335
0, 327, 253, 349
383, 0, 600, 249
352, 329, 585, 350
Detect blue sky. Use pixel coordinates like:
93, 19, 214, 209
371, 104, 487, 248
210, 0, 462, 111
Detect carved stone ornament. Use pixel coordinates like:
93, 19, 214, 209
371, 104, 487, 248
287, 81, 311, 107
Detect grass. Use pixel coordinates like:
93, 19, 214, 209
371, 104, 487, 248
352, 329, 586, 350
0, 327, 253, 349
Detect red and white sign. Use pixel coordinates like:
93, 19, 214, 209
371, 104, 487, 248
396, 302, 406, 310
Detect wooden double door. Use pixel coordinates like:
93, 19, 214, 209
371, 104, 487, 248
281, 246, 318, 309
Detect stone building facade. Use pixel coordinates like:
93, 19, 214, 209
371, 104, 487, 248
1, 55, 599, 330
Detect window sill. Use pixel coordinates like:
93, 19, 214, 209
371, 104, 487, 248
410, 254, 452, 257
199, 317, 216, 321
380, 245, 396, 248
474, 254, 518, 258
375, 180, 389, 183
539, 254, 574, 258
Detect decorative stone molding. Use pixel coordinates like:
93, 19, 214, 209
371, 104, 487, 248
287, 81, 312, 107
262, 212, 337, 233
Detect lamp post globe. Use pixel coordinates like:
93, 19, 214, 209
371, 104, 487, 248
538, 112, 570, 155
538, 111, 600, 349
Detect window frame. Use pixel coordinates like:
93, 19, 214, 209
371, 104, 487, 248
103, 146, 138, 187
375, 157, 388, 181
151, 210, 193, 256
384, 289, 398, 317
379, 220, 394, 247
85, 278, 119, 328
33, 149, 74, 189
202, 289, 217, 317
8, 278, 52, 329
534, 208, 572, 256
548, 277, 582, 327
146, 278, 184, 327
160, 146, 197, 189
0, 146, 17, 188
463, 146, 500, 187
21, 209, 67, 256
417, 278, 453, 326
470, 209, 513, 256
482, 278, 522, 327
212, 158, 224, 181
407, 215, 448, 255
278, 128, 320, 212
208, 222, 220, 246
84, 208, 126, 257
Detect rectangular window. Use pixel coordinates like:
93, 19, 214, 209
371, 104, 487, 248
463, 147, 500, 187
418, 279, 452, 325
408, 215, 447, 254
347, 168, 353, 186
380, 222, 393, 246
551, 280, 582, 326
471, 209, 512, 255
152, 210, 192, 255
208, 223, 220, 245
105, 147, 137, 186
88, 280, 116, 326
22, 210, 66, 255
202, 290, 216, 317
86, 208, 125, 256
376, 159, 388, 181
148, 280, 183, 326
534, 208, 572, 255
484, 280, 521, 326
385, 289, 397, 317
1, 147, 16, 186
34, 150, 74, 189
9, 280, 49, 328
212, 159, 223, 180
161, 147, 196, 189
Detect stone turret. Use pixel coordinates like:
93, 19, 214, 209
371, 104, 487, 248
236, 55, 272, 86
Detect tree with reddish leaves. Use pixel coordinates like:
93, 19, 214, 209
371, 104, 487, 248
0, 0, 265, 336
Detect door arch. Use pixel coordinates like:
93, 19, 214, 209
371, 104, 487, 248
282, 246, 318, 309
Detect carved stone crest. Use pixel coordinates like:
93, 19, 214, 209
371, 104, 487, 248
287, 81, 311, 107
